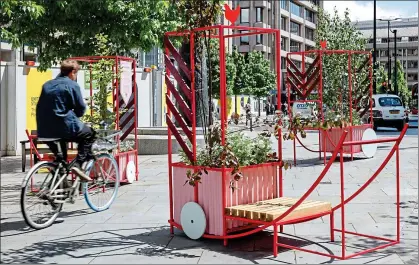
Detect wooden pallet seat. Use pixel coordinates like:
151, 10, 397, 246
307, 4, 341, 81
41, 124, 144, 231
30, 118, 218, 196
225, 197, 331, 223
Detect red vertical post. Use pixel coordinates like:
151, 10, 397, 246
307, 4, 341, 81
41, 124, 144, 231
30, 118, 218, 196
133, 59, 139, 180
275, 30, 284, 234
219, 26, 228, 246
369, 53, 373, 125
330, 211, 335, 242
340, 148, 346, 259
273, 224, 278, 257
348, 52, 354, 160
396, 146, 400, 242
319, 51, 324, 123
190, 32, 198, 203
165, 41, 174, 235
89, 64, 93, 116
115, 57, 121, 152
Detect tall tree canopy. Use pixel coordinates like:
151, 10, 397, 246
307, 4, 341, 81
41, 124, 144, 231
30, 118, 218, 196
1, 0, 182, 70
315, 7, 370, 118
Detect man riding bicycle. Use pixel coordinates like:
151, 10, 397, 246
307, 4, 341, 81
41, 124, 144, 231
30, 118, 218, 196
36, 60, 94, 181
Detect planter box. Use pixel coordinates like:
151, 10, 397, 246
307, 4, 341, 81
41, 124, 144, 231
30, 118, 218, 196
172, 162, 279, 236
319, 124, 371, 154
116, 150, 137, 183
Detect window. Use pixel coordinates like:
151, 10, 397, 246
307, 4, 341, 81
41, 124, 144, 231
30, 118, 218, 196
290, 21, 301, 36
281, 16, 287, 31
240, 31, 249, 45
291, 59, 301, 68
281, 37, 287, 51
240, 8, 249, 23
290, 1, 302, 17
256, 34, 263, 44
305, 9, 315, 23
256, 7, 263, 22
280, 0, 288, 10
281, 57, 286, 69
409, 36, 418, 42
378, 97, 402, 107
290, 40, 301, 52
305, 45, 315, 51
408, 61, 418, 69
305, 27, 314, 41
368, 39, 374, 44
407, 49, 418, 56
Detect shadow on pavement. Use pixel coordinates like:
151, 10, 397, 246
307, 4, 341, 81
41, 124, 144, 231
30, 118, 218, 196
1, 224, 412, 264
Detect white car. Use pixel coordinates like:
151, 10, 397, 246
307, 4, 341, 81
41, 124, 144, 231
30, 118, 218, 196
371, 94, 406, 131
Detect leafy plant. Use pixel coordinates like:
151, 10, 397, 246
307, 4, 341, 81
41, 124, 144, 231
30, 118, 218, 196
392, 60, 411, 106
82, 34, 121, 129
179, 121, 291, 191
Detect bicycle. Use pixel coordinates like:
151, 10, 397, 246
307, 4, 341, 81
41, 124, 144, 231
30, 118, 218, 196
20, 130, 122, 230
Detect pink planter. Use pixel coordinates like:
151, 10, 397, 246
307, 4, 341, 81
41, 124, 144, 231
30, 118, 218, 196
172, 162, 279, 236
116, 150, 138, 182
320, 124, 371, 154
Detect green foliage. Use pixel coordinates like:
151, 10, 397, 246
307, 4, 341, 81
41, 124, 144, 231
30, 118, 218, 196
2, 0, 180, 70
375, 62, 389, 93
0, 0, 44, 47
246, 51, 276, 98
208, 39, 237, 98
82, 34, 121, 129
315, 7, 370, 116
231, 47, 251, 96
392, 60, 411, 106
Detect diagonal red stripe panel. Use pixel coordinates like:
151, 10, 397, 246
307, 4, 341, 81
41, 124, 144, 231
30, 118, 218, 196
166, 95, 193, 143
164, 55, 192, 102
165, 75, 192, 123
120, 123, 135, 141
166, 115, 193, 162
164, 36, 191, 82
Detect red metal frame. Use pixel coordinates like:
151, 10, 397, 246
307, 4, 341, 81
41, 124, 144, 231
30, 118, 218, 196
286, 50, 374, 165
165, 24, 407, 260
67, 56, 139, 183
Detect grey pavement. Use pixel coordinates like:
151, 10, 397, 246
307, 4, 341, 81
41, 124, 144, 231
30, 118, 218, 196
1, 127, 418, 264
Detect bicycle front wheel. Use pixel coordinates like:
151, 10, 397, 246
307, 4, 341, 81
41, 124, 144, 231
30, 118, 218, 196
83, 153, 120, 212
21, 162, 63, 229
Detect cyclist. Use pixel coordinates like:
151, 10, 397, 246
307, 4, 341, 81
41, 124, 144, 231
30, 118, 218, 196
36, 60, 94, 181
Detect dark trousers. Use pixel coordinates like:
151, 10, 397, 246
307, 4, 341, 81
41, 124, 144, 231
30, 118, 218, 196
47, 124, 96, 165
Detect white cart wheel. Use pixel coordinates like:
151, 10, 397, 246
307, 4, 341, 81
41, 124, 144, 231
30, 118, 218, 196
180, 202, 206, 240
361, 128, 378, 158
125, 161, 136, 184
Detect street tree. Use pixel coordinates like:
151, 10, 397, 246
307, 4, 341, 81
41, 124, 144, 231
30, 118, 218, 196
231, 47, 251, 113
246, 51, 276, 116
1, 0, 180, 70
315, 7, 369, 119
392, 60, 411, 106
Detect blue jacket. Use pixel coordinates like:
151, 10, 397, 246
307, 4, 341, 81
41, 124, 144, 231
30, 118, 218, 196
36, 76, 86, 139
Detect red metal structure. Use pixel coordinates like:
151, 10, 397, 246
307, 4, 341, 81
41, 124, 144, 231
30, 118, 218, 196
286, 50, 374, 165
165, 24, 408, 260
68, 56, 138, 183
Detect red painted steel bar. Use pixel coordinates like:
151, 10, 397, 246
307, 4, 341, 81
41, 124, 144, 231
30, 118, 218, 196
333, 229, 396, 242
330, 211, 335, 242
219, 28, 228, 247
190, 32, 198, 203
345, 242, 398, 259
348, 52, 354, 159
333, 124, 408, 211
339, 147, 346, 259
165, 43, 174, 235
396, 146, 400, 242
275, 30, 283, 201
277, 242, 342, 259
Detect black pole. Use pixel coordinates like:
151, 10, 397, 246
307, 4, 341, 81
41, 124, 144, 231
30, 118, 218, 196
393, 30, 398, 96
387, 21, 391, 90
373, 0, 377, 94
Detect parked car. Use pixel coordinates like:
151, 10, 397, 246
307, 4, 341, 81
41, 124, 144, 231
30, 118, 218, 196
370, 94, 406, 131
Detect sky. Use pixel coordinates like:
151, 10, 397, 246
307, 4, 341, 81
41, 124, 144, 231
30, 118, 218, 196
323, 0, 419, 22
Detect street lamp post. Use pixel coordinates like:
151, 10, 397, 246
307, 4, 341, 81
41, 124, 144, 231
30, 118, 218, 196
391, 29, 398, 95
378, 18, 400, 91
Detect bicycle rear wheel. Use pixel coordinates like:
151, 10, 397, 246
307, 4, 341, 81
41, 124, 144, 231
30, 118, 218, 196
83, 153, 120, 212
20, 162, 63, 229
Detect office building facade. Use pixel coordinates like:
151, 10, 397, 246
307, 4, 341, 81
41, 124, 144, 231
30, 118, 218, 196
355, 17, 418, 90
233, 0, 323, 96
